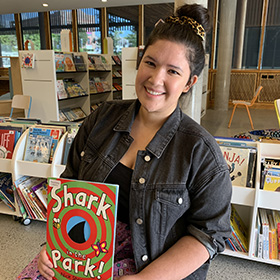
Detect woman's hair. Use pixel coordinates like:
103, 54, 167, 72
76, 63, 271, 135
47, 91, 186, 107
144, 4, 210, 79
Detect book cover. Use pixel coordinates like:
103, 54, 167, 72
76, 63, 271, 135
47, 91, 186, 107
56, 80, 68, 100
263, 168, 280, 192
64, 53, 76, 72
31, 179, 48, 210
219, 146, 251, 187
24, 133, 53, 163
272, 210, 280, 259
46, 177, 119, 280
73, 54, 86, 71
0, 129, 16, 159
230, 205, 249, 252
55, 53, 65, 72
259, 208, 269, 259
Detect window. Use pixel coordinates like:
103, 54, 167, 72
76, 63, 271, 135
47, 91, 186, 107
144, 3, 174, 44
107, 6, 139, 55
0, 14, 18, 67
21, 12, 41, 50
50, 10, 72, 51
77, 8, 101, 54
262, 0, 280, 69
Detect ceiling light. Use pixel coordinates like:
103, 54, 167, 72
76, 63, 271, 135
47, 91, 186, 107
42, 3, 49, 7
101, 0, 107, 2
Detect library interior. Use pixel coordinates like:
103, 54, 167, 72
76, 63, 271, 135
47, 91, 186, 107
1, 0, 280, 279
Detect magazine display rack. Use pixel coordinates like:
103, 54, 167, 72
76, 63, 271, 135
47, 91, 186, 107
219, 139, 280, 266
0, 128, 66, 219
19, 50, 90, 123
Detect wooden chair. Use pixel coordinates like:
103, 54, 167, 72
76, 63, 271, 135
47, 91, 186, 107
274, 99, 280, 128
9, 94, 32, 119
228, 86, 263, 130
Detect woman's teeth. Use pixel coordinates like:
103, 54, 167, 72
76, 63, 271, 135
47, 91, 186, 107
147, 89, 163, 96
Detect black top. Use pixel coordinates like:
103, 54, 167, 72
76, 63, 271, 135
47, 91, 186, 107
105, 162, 133, 224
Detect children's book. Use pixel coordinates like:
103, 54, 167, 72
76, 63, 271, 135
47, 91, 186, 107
62, 125, 79, 165
55, 53, 65, 72
46, 177, 119, 280
31, 179, 48, 209
24, 132, 53, 163
64, 53, 76, 72
56, 80, 68, 100
262, 168, 280, 192
219, 146, 253, 187
0, 129, 16, 159
230, 205, 249, 253
0, 173, 15, 209
73, 54, 86, 71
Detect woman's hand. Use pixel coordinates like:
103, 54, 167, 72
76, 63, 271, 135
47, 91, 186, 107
38, 245, 55, 280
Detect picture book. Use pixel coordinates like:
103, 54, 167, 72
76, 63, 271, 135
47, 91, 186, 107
230, 205, 249, 252
46, 177, 119, 280
73, 54, 86, 71
31, 179, 48, 209
272, 210, 280, 259
259, 208, 269, 259
262, 168, 280, 192
267, 212, 277, 259
24, 132, 53, 163
55, 53, 65, 72
56, 80, 68, 100
64, 53, 76, 72
0, 129, 16, 159
219, 146, 252, 187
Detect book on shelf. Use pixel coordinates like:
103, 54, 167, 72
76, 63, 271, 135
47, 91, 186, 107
259, 208, 269, 259
262, 167, 280, 192
272, 210, 280, 259
73, 54, 86, 71
23, 125, 65, 163
63, 78, 87, 98
56, 80, 68, 100
0, 129, 16, 159
230, 205, 249, 253
219, 145, 257, 188
64, 53, 76, 72
59, 110, 68, 122
267, 212, 278, 259
46, 177, 119, 280
55, 53, 65, 72
112, 55, 121, 66
113, 83, 122, 91
14, 176, 47, 221
31, 179, 48, 210
61, 108, 86, 122
0, 173, 15, 211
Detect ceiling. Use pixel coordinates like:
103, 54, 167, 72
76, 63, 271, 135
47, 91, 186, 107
0, 0, 174, 15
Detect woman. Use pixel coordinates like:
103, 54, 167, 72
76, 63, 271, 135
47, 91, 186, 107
39, 3, 232, 280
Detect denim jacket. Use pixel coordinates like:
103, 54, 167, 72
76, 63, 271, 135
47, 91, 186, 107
61, 99, 232, 280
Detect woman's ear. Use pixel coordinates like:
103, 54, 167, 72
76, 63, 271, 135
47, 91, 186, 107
183, 75, 198, 93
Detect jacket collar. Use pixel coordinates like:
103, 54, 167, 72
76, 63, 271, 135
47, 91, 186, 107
114, 99, 182, 159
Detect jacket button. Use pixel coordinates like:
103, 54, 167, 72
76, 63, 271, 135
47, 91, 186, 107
178, 197, 183, 204
80, 151, 85, 157
139, 178, 146, 184
141, 255, 148, 262
136, 218, 143, 225
144, 155, 151, 162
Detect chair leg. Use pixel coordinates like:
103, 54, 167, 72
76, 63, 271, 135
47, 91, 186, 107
228, 104, 237, 128
246, 105, 254, 130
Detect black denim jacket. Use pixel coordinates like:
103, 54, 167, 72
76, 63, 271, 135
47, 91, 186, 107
61, 99, 232, 280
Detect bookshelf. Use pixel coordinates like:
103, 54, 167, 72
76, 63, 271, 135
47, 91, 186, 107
219, 139, 280, 266
112, 55, 122, 100
0, 127, 67, 220
19, 50, 90, 123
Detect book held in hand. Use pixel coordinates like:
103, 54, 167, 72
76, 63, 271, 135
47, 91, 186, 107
46, 177, 119, 280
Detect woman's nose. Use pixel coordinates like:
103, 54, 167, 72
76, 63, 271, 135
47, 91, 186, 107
148, 68, 164, 85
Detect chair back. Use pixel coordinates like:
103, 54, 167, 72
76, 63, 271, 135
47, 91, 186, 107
275, 99, 280, 127
10, 95, 32, 118
250, 86, 263, 106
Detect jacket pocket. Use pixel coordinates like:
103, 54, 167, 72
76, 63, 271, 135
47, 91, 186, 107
153, 186, 191, 237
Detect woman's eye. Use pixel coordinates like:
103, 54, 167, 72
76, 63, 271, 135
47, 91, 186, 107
169, 69, 180, 75
145, 61, 155, 67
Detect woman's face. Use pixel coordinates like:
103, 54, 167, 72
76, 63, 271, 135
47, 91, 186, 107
135, 39, 197, 118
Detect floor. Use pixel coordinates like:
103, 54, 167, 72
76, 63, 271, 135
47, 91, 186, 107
1, 107, 280, 280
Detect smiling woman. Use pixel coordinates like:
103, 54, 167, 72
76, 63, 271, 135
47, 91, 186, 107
38, 4, 232, 280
